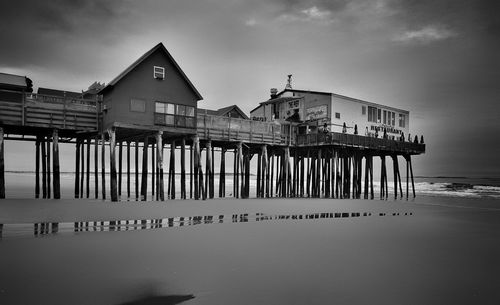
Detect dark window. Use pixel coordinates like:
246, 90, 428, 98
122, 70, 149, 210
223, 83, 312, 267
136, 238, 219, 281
335, 112, 341, 119
362, 106, 366, 115
154, 101, 196, 128
368, 106, 377, 123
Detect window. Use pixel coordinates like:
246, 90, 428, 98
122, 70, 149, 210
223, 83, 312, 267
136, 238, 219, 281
399, 113, 406, 127
391, 112, 396, 126
362, 106, 366, 115
130, 99, 146, 112
383, 110, 387, 125
335, 112, 341, 119
377, 109, 381, 123
153, 66, 165, 79
154, 101, 196, 128
368, 106, 377, 123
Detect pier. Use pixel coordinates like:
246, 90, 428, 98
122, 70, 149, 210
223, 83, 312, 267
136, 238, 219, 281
0, 43, 425, 201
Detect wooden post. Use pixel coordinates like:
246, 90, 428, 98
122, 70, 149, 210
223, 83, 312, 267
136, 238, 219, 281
161, 142, 165, 200
369, 156, 374, 199
156, 131, 164, 201
283, 146, 290, 198
52, 129, 60, 199
243, 149, 250, 199
126, 141, 131, 199
409, 155, 416, 198
261, 145, 268, 198
141, 137, 149, 201
219, 148, 226, 198
151, 141, 155, 198
94, 136, 99, 199
270, 151, 274, 198
181, 138, 186, 199
406, 154, 409, 200
170, 140, 176, 199
233, 148, 237, 198
256, 148, 261, 198
193, 136, 200, 200
211, 144, 215, 199
0, 127, 4, 199
206, 140, 212, 199
108, 129, 118, 202
118, 140, 122, 198
79, 137, 83, 199
35, 136, 40, 198
101, 134, 106, 200
135, 140, 139, 200
190, 142, 193, 199
380, 156, 385, 199
86, 137, 90, 198
47, 136, 51, 198
364, 155, 369, 199
74, 138, 79, 199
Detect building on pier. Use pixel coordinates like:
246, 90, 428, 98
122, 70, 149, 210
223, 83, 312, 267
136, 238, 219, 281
250, 87, 410, 140
99, 42, 202, 139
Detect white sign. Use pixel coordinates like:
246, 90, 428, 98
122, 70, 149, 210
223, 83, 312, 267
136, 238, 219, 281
305, 105, 328, 121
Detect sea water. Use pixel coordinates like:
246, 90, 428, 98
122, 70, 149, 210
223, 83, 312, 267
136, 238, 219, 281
4, 171, 500, 200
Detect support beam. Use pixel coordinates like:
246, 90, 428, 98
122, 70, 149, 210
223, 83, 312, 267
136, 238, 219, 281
52, 129, 60, 199
127, 141, 131, 199
101, 134, 106, 200
47, 136, 51, 198
156, 131, 164, 201
74, 138, 79, 199
35, 136, 40, 199
86, 137, 90, 198
94, 136, 99, 199
219, 148, 226, 198
181, 138, 186, 199
193, 136, 200, 200
170, 140, 176, 199
135, 140, 139, 200
140, 137, 149, 201
0, 127, 4, 199
206, 140, 212, 199
108, 129, 118, 202
118, 141, 122, 198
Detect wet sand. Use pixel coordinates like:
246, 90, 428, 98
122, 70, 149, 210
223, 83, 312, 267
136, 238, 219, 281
0, 197, 499, 305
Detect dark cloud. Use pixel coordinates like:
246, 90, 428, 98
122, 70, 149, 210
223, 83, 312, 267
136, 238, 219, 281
0, 0, 132, 69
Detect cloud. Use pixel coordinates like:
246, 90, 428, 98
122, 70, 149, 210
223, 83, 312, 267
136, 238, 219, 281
277, 5, 334, 24
393, 25, 458, 44
245, 18, 257, 26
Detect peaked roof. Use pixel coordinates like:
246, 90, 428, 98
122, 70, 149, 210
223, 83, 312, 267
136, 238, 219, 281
198, 105, 249, 119
100, 43, 203, 100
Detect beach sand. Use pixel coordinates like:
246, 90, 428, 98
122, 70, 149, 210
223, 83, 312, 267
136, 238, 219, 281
0, 197, 499, 305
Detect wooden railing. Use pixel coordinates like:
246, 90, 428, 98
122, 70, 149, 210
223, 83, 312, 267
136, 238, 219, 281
297, 132, 426, 154
197, 114, 290, 145
0, 89, 98, 131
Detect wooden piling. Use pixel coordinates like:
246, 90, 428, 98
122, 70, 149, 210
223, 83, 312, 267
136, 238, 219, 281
409, 155, 416, 198
190, 142, 193, 199
79, 137, 83, 199
256, 149, 261, 198
151, 141, 155, 198
181, 138, 186, 199
283, 146, 290, 198
156, 131, 164, 201
47, 136, 51, 198
94, 136, 99, 199
206, 140, 212, 199
135, 140, 139, 200
118, 141, 122, 198
243, 149, 250, 199
86, 137, 90, 198
35, 136, 40, 199
74, 138, 79, 199
0, 127, 4, 199
52, 129, 60, 199
219, 148, 226, 198
108, 129, 118, 202
126, 141, 131, 199
211, 144, 215, 199
101, 134, 106, 200
193, 136, 200, 200
140, 137, 149, 201
169, 139, 175, 199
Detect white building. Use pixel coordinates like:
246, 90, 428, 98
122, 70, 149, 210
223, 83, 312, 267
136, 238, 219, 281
250, 88, 409, 140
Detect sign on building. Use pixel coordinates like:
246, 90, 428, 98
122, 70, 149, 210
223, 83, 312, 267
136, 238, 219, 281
305, 105, 328, 121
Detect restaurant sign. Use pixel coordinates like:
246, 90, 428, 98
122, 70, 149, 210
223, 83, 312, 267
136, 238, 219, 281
305, 105, 328, 121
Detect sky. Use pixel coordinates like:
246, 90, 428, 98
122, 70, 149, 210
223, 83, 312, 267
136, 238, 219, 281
1, 0, 499, 177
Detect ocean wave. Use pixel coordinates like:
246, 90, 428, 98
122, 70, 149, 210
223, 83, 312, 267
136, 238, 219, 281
414, 182, 500, 199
